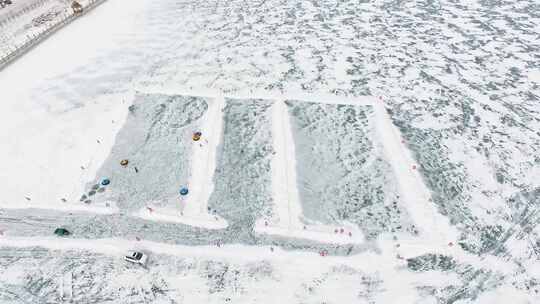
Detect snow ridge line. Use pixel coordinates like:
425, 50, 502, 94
138, 87, 380, 107
181, 96, 227, 227
372, 102, 459, 245
270, 100, 303, 229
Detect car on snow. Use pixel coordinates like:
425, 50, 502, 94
124, 251, 148, 265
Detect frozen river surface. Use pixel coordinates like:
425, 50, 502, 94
0, 0, 539, 302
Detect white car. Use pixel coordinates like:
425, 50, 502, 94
124, 251, 148, 266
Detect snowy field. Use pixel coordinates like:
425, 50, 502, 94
0, 0, 539, 302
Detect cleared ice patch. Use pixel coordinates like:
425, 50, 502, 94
256, 99, 365, 244
82, 93, 204, 212
206, 98, 274, 240
72, 93, 225, 229
285, 99, 414, 241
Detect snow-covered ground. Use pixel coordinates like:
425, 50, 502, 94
0, 0, 71, 58
0, 0, 539, 302
0, 236, 530, 303
0, 0, 52, 20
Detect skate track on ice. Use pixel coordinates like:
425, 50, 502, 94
140, 87, 459, 247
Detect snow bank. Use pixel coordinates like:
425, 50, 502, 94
372, 102, 460, 244
182, 96, 227, 226
268, 99, 303, 229
133, 207, 227, 230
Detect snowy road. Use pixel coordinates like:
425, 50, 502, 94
0, 208, 372, 256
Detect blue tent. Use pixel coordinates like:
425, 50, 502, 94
54, 228, 70, 236
101, 178, 111, 186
